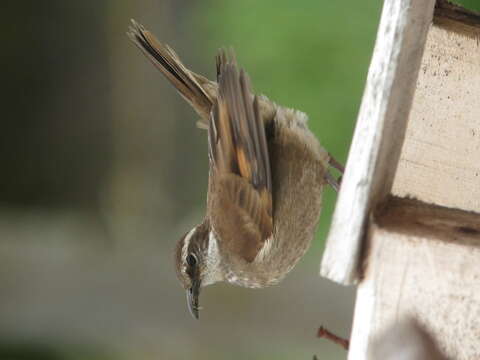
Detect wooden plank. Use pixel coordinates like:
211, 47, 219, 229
321, 0, 435, 285
348, 197, 480, 360
392, 22, 480, 212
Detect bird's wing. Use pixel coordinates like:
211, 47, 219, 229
209, 52, 273, 263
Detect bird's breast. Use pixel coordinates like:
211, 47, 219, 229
218, 108, 330, 288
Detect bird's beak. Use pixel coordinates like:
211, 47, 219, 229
186, 279, 200, 319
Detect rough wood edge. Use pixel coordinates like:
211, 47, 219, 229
434, 0, 480, 30
320, 0, 436, 285
374, 196, 480, 243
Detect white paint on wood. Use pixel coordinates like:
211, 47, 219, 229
392, 24, 480, 212
321, 0, 435, 285
348, 257, 376, 360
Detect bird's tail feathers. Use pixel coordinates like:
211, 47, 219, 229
128, 19, 213, 124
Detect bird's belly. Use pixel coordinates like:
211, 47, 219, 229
223, 110, 329, 288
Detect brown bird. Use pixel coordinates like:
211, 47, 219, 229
127, 20, 343, 319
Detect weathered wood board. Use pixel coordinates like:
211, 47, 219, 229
321, 0, 436, 285
348, 7, 480, 358
349, 198, 480, 360
392, 21, 480, 212
320, 1, 480, 358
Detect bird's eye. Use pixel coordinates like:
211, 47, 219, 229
186, 254, 197, 267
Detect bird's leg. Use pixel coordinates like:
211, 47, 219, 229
325, 172, 340, 192
328, 153, 345, 174
324, 153, 344, 192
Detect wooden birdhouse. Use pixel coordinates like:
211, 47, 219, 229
320, 0, 480, 358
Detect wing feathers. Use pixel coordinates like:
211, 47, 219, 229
253, 96, 272, 194
209, 51, 273, 262
213, 55, 272, 194
214, 174, 273, 263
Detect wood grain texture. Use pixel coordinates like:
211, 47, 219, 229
392, 24, 480, 212
327, 3, 480, 358
349, 197, 480, 360
321, 0, 435, 285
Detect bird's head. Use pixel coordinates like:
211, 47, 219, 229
174, 220, 223, 319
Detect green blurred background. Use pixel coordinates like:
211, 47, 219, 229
1, 1, 478, 359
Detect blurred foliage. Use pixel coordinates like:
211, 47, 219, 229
456, 0, 480, 11
0, 343, 113, 360
0, 1, 111, 209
